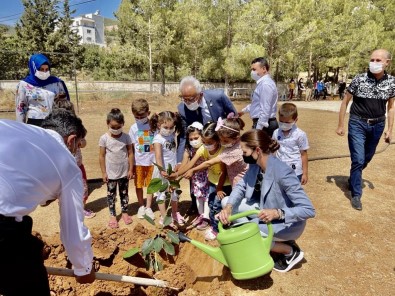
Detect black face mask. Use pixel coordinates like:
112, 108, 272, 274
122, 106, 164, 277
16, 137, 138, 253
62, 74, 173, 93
243, 154, 257, 164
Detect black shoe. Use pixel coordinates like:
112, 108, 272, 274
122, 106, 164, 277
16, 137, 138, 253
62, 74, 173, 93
351, 196, 362, 210
273, 244, 304, 273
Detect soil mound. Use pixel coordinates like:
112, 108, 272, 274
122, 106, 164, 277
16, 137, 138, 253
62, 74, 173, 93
43, 223, 229, 295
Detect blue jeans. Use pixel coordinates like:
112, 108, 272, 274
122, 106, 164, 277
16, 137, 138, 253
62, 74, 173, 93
348, 116, 385, 198
208, 183, 232, 233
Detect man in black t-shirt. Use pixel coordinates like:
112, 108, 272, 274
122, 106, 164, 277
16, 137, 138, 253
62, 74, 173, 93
336, 49, 395, 210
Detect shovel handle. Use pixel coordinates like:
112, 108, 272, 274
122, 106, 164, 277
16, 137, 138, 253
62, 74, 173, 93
46, 267, 175, 289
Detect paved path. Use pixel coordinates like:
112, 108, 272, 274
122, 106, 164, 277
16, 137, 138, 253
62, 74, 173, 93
283, 100, 350, 113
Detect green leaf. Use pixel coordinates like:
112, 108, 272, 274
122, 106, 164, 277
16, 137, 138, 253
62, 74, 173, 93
167, 230, 180, 244
152, 162, 166, 172
153, 237, 164, 253
141, 238, 154, 257
163, 240, 175, 256
158, 181, 168, 192
163, 215, 173, 227
169, 180, 180, 189
147, 178, 164, 194
167, 163, 173, 175
123, 247, 140, 259
143, 214, 155, 226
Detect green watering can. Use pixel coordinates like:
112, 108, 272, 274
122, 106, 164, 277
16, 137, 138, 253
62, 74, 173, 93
178, 210, 274, 280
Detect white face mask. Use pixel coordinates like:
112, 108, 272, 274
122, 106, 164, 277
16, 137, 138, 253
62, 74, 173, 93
204, 143, 217, 151
185, 100, 200, 111
221, 143, 234, 148
189, 138, 202, 149
109, 127, 123, 135
369, 62, 384, 74
279, 122, 294, 131
136, 117, 148, 125
35, 70, 50, 80
160, 127, 175, 137
251, 70, 261, 81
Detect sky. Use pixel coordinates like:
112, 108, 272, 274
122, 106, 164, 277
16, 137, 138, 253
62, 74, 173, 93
0, 0, 122, 26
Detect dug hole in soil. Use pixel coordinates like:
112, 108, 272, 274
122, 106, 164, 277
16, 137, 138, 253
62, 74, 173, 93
43, 220, 258, 296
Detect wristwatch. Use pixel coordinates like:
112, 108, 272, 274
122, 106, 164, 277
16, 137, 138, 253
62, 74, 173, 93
277, 208, 285, 220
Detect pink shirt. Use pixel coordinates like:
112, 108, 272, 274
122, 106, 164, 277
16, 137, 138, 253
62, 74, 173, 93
219, 141, 248, 187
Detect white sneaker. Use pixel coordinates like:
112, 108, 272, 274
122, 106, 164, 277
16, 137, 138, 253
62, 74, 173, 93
137, 206, 146, 219
204, 228, 217, 241
145, 207, 155, 220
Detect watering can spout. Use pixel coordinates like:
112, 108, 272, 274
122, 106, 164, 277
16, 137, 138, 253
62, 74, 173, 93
178, 232, 228, 267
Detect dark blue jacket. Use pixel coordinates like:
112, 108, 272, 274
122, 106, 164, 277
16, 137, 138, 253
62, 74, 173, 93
176, 89, 236, 162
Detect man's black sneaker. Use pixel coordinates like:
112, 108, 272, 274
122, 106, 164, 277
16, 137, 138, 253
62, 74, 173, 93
273, 244, 304, 273
351, 196, 362, 211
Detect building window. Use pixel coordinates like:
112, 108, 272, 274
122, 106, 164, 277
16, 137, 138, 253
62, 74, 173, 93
87, 37, 92, 42
87, 29, 91, 34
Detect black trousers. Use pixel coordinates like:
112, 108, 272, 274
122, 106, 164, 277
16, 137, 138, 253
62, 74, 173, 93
252, 118, 279, 137
26, 118, 44, 126
0, 215, 50, 296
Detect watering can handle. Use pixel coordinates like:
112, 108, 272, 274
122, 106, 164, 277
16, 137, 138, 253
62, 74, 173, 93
218, 209, 273, 240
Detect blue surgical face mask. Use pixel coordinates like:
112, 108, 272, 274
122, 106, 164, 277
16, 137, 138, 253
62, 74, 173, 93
135, 117, 149, 125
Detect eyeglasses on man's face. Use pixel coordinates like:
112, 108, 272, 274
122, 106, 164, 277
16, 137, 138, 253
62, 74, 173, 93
179, 93, 200, 104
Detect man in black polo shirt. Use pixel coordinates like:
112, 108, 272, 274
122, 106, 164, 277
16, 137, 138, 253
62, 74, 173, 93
336, 49, 395, 210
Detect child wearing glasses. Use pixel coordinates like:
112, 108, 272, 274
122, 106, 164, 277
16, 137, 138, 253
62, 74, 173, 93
272, 103, 309, 184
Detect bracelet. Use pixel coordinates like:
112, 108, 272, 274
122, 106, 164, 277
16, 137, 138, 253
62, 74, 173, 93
277, 208, 285, 220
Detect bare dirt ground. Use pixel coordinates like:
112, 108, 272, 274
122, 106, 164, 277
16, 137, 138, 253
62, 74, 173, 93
1, 94, 394, 295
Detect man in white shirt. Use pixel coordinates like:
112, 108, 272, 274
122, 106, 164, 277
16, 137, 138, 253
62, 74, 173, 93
240, 57, 279, 136
0, 109, 95, 295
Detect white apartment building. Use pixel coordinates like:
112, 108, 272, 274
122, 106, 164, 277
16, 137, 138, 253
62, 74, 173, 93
71, 10, 105, 47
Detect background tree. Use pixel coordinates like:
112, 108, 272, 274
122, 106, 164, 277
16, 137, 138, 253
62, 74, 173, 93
46, 0, 83, 79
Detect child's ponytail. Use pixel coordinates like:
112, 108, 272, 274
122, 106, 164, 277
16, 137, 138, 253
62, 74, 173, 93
149, 113, 160, 132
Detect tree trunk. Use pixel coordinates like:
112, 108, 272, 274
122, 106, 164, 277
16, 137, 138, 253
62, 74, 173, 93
148, 18, 153, 92
160, 65, 165, 96
308, 47, 312, 78
274, 60, 279, 83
